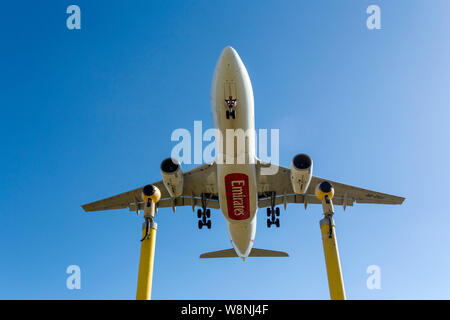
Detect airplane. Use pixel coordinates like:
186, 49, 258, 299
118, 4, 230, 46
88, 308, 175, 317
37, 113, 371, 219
82, 46, 405, 261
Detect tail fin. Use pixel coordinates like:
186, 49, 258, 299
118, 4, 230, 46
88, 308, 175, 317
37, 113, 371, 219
200, 248, 289, 259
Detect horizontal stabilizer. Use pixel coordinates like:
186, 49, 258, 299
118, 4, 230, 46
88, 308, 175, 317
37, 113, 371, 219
249, 248, 289, 257
200, 248, 289, 258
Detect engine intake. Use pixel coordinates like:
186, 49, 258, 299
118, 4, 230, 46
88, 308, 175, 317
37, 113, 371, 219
160, 158, 184, 198
290, 154, 313, 194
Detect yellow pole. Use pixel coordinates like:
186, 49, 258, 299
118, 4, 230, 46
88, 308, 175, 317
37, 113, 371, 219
136, 220, 157, 300
136, 184, 161, 300
320, 216, 346, 300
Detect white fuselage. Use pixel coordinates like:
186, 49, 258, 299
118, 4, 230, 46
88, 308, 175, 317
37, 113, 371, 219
210, 47, 257, 259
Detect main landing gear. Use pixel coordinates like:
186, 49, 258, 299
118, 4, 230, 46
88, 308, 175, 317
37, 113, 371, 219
197, 194, 212, 229
266, 192, 280, 228
197, 208, 211, 229
225, 96, 237, 119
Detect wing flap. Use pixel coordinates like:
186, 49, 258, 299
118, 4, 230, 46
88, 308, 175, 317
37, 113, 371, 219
258, 194, 355, 209
128, 197, 220, 211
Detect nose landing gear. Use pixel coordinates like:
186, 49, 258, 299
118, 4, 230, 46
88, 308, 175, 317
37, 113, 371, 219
225, 96, 237, 119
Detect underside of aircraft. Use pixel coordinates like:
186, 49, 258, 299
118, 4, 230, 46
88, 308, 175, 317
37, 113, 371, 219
82, 47, 404, 260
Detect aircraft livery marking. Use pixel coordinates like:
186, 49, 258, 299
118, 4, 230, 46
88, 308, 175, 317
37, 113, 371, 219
225, 173, 250, 220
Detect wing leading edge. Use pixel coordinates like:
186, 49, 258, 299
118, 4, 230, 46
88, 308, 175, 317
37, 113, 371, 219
257, 162, 404, 209
82, 163, 218, 213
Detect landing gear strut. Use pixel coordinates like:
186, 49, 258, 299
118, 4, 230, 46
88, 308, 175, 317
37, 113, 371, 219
266, 192, 280, 228
225, 96, 237, 119
197, 194, 212, 229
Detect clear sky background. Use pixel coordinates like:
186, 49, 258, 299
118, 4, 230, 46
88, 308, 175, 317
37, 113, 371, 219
1, 0, 449, 299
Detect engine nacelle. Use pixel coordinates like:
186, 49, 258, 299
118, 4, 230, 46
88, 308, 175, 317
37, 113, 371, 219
290, 154, 313, 194
160, 158, 184, 198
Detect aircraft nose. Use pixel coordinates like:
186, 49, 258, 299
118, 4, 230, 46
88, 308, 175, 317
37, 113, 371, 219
219, 46, 240, 67
220, 46, 237, 58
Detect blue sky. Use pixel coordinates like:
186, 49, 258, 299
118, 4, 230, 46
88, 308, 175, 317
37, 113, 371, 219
1, 0, 450, 299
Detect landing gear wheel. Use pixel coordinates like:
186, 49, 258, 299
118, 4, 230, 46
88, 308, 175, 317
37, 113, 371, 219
267, 208, 272, 217
231, 109, 236, 119
267, 218, 272, 228
275, 218, 280, 228
275, 207, 280, 216
197, 194, 212, 230
197, 208, 211, 229
226, 110, 230, 119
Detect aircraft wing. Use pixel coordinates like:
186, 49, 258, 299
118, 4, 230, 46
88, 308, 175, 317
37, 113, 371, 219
256, 162, 405, 209
82, 162, 219, 213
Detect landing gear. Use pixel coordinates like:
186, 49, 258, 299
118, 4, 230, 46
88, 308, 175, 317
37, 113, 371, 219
197, 194, 212, 229
226, 109, 236, 119
197, 207, 210, 219
225, 96, 237, 119
266, 192, 281, 228
198, 211, 211, 229
198, 218, 211, 229
267, 217, 280, 228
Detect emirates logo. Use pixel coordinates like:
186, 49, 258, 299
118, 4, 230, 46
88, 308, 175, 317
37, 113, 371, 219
225, 173, 250, 220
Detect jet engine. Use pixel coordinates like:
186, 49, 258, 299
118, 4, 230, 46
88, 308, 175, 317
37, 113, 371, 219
160, 158, 184, 198
290, 154, 313, 194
